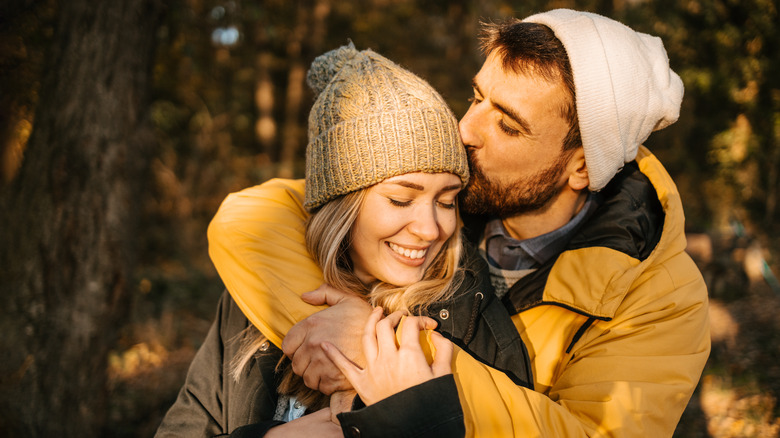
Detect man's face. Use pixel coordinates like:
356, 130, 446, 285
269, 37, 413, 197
459, 51, 575, 217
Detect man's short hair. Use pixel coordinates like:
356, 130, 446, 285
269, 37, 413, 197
480, 20, 581, 152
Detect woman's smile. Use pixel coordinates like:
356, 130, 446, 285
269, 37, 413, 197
388, 242, 428, 260
348, 172, 462, 287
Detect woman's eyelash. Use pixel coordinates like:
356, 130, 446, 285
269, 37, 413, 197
388, 198, 412, 207
388, 198, 457, 208
438, 201, 456, 209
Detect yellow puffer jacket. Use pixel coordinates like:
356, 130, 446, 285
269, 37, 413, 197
208, 147, 710, 437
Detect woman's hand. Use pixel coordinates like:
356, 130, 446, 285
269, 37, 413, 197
321, 307, 453, 406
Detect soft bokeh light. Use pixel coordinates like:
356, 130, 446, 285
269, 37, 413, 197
211, 26, 240, 46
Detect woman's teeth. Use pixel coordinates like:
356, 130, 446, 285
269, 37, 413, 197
388, 243, 427, 259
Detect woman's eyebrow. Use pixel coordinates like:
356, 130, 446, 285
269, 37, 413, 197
386, 181, 461, 192
388, 180, 424, 190
440, 184, 462, 192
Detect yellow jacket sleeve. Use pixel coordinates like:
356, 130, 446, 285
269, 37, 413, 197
207, 178, 324, 348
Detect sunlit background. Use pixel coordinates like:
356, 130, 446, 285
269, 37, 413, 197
1, 0, 778, 436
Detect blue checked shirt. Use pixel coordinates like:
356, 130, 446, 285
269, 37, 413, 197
484, 194, 600, 271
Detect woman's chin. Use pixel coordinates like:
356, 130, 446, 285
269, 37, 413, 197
381, 272, 425, 288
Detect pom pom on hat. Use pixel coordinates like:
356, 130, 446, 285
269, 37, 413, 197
306, 41, 359, 96
524, 9, 684, 191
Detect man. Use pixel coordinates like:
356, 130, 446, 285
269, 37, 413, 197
207, 9, 710, 437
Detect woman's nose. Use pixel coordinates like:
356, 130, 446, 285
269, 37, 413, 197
408, 206, 440, 242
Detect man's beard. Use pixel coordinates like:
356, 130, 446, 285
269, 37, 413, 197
460, 149, 572, 218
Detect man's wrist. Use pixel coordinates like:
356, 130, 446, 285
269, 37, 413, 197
229, 420, 286, 437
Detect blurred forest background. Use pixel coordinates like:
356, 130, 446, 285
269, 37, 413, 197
0, 0, 778, 436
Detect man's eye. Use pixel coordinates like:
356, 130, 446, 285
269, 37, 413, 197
498, 119, 521, 136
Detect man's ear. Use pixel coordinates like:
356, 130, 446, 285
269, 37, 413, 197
567, 148, 589, 191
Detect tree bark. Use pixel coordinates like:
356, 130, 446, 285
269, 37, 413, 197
0, 0, 162, 435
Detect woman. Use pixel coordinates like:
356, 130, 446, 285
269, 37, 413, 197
156, 44, 531, 437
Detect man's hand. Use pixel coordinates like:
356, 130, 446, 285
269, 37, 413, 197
281, 284, 373, 394
265, 408, 341, 437
329, 389, 357, 424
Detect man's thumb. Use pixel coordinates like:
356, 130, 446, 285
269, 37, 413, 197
301, 284, 351, 306
301, 288, 327, 306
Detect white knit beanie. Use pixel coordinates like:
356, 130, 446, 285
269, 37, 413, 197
524, 9, 684, 191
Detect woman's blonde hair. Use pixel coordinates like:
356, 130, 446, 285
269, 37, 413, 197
231, 181, 463, 411
307, 188, 463, 313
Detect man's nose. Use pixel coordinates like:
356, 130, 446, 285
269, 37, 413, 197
459, 105, 482, 149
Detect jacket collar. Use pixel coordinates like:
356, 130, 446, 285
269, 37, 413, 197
464, 147, 681, 320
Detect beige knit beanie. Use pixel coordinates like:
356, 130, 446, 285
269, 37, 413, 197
303, 42, 469, 210
524, 9, 684, 191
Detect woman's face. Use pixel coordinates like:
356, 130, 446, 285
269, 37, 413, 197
348, 172, 462, 287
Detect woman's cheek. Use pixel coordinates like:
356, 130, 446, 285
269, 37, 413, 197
442, 211, 458, 239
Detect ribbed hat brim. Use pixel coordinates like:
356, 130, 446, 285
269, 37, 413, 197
305, 107, 467, 209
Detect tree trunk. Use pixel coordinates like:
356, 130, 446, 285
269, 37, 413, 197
0, 0, 162, 435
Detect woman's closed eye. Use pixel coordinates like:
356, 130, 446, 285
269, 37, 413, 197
387, 198, 412, 207
387, 197, 455, 209
437, 200, 456, 209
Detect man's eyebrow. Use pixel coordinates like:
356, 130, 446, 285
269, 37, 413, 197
494, 101, 534, 136
471, 78, 484, 98
472, 78, 534, 137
